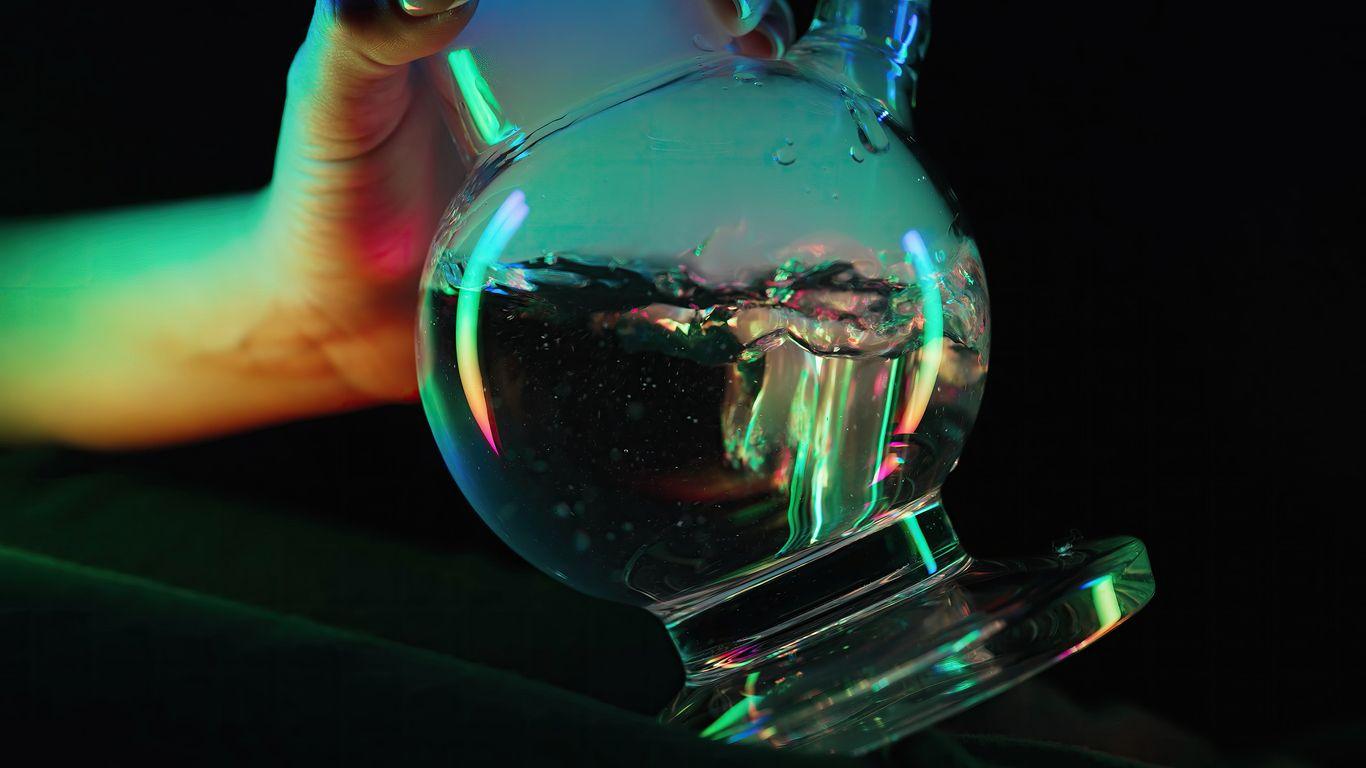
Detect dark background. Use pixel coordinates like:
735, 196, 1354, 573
2, 0, 1362, 756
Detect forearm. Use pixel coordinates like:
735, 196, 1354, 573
0, 193, 369, 448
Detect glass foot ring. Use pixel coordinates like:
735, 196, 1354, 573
661, 536, 1154, 755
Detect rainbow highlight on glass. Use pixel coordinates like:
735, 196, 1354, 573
1086, 574, 1123, 629
897, 229, 943, 436
455, 189, 530, 455
1056, 573, 1130, 662
448, 48, 518, 146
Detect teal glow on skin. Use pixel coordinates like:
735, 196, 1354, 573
0, 194, 368, 446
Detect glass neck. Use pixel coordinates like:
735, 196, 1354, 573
789, 0, 931, 126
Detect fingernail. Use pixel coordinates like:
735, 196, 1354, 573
400, 0, 466, 17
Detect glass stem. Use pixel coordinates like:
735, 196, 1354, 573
659, 498, 965, 683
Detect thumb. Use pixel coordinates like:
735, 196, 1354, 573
710, 0, 796, 58
284, 0, 476, 163
708, 0, 774, 35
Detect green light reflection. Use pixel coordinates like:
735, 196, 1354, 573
447, 48, 518, 146
454, 189, 529, 454
1091, 573, 1122, 628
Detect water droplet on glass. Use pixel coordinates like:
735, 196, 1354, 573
844, 94, 890, 154
574, 530, 591, 553
849, 146, 864, 163
772, 143, 797, 166
733, 71, 757, 83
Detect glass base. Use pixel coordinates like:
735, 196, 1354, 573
659, 536, 1154, 755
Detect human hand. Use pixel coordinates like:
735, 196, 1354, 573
0, 0, 787, 447
253, 1, 480, 406
255, 0, 783, 407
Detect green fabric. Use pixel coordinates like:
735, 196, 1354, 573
0, 443, 1340, 766
0, 446, 680, 714
0, 544, 1149, 767
0, 544, 816, 766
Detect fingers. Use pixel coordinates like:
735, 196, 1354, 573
735, 0, 797, 58
708, 0, 773, 36
283, 1, 476, 161
313, 0, 476, 69
710, 0, 796, 59
398, 0, 468, 17
290, 0, 476, 88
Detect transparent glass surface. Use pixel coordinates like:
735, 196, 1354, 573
420, 54, 988, 613
415, 0, 1151, 754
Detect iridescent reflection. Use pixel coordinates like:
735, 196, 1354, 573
423, 230, 986, 607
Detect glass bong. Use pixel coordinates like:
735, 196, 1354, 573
416, 0, 1153, 754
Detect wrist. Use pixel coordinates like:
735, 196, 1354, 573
250, 185, 421, 410
1, 193, 365, 446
